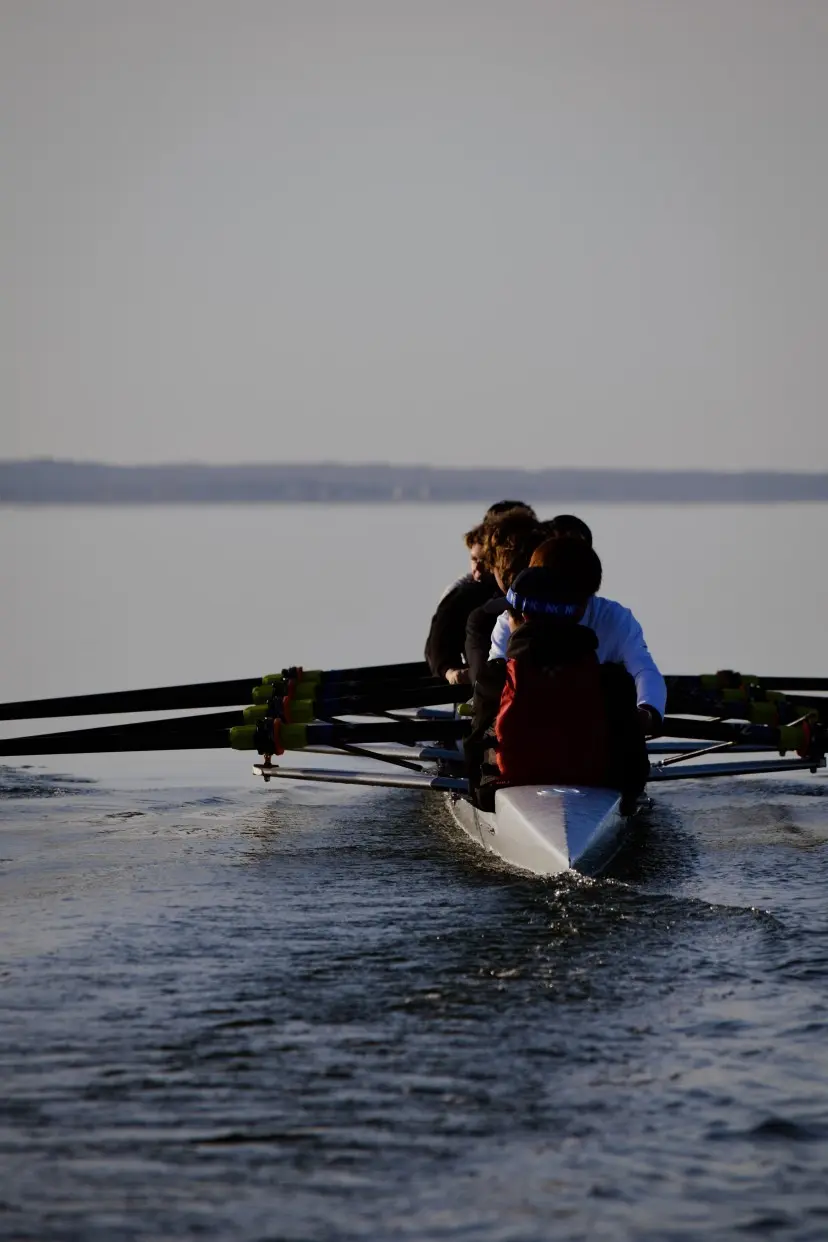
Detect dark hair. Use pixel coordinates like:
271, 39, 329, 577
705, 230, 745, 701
484, 500, 537, 521
480, 509, 543, 589
536, 514, 593, 546
463, 522, 486, 550
521, 541, 602, 602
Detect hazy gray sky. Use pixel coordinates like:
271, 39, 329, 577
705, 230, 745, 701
2, 1, 827, 468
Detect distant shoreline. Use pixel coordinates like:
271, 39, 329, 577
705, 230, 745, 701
1, 460, 826, 504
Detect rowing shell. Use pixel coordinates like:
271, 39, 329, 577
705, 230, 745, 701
447, 785, 633, 878
252, 751, 823, 880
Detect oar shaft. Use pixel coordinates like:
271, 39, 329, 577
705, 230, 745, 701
667, 674, 828, 694
758, 678, 828, 692
0, 725, 232, 756
253, 673, 445, 705
0, 714, 468, 757
275, 719, 468, 748
0, 679, 260, 723
252, 763, 468, 792
245, 683, 469, 722
666, 693, 824, 727
0, 709, 248, 754
310, 661, 428, 683
661, 716, 809, 751
0, 660, 432, 723
100, 683, 465, 736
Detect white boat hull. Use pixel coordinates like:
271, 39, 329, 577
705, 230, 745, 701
447, 784, 631, 877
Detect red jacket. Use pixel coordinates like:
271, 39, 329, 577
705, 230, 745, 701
495, 646, 611, 787
465, 620, 649, 808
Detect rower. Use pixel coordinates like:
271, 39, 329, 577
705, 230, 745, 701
463, 507, 544, 683
464, 513, 588, 684
487, 519, 666, 735
424, 501, 536, 686
425, 523, 497, 684
465, 548, 650, 812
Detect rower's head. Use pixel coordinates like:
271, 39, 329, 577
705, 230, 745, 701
480, 509, 543, 593
463, 523, 488, 583
534, 514, 593, 551
506, 543, 602, 630
530, 518, 594, 571
484, 500, 537, 521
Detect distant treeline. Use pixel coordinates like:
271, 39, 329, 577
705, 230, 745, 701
1, 460, 827, 504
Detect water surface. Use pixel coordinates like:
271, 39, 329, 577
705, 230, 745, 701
2, 504, 827, 1241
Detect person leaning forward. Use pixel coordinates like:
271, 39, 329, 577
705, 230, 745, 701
424, 502, 537, 684
488, 527, 666, 734
464, 548, 650, 814
463, 507, 543, 683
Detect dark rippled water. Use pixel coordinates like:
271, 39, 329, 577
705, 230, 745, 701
3, 506, 828, 1239
3, 761, 828, 1241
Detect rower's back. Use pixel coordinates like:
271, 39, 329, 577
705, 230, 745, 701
496, 618, 610, 787
472, 555, 649, 810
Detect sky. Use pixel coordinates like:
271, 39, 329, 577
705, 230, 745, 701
2, 0, 827, 470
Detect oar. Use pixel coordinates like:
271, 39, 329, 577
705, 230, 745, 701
147, 679, 469, 732
1, 704, 815, 759
0, 660, 431, 722
758, 678, 828, 692
0, 721, 235, 755
666, 687, 828, 726
0, 715, 468, 757
0, 678, 259, 722
242, 682, 470, 723
667, 673, 828, 694
5, 664, 824, 724
661, 715, 815, 753
250, 672, 446, 705
87, 679, 466, 733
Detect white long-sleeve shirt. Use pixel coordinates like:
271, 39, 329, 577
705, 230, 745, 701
489, 596, 667, 717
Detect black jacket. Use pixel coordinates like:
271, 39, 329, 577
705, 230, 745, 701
425, 574, 498, 678
464, 595, 508, 684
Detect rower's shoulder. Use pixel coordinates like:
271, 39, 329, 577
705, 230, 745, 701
438, 572, 476, 602
588, 595, 638, 625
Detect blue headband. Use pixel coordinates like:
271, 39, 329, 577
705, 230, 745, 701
506, 587, 581, 617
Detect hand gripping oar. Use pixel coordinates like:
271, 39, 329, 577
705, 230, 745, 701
0, 660, 431, 722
